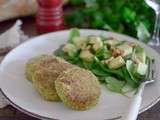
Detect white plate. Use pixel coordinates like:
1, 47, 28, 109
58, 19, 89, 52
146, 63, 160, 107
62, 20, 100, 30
0, 29, 160, 120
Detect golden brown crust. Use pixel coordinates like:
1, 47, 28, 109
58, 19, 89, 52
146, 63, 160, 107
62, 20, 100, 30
33, 68, 60, 101
34, 55, 74, 73
31, 55, 75, 101
55, 67, 101, 110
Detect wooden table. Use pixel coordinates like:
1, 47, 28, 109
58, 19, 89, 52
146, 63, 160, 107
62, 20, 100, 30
0, 17, 160, 120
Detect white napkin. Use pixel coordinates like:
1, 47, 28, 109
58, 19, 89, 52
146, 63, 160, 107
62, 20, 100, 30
0, 20, 29, 108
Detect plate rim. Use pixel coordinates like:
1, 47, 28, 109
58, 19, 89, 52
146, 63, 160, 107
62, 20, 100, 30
0, 29, 160, 120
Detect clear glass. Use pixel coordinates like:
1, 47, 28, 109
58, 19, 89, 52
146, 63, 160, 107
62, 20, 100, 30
145, 0, 160, 46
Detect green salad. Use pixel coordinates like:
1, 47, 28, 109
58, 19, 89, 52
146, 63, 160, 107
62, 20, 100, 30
55, 28, 151, 94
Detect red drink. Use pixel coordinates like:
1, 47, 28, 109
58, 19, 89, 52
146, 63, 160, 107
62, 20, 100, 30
36, 0, 64, 33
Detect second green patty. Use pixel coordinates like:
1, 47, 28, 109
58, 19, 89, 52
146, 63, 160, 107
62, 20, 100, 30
55, 67, 101, 110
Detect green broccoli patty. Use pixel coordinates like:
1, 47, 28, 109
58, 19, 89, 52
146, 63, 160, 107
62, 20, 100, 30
27, 55, 74, 101
55, 67, 101, 110
33, 68, 60, 101
25, 55, 46, 81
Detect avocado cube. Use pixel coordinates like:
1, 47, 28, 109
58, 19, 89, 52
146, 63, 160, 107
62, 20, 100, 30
117, 44, 133, 57
134, 62, 148, 76
108, 56, 125, 69
136, 47, 146, 63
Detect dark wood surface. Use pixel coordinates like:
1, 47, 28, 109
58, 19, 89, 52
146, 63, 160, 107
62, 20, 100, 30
0, 17, 160, 120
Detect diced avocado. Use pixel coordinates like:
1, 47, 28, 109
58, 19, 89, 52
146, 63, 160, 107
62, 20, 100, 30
105, 40, 123, 46
126, 60, 147, 80
126, 60, 136, 81
80, 50, 94, 62
89, 36, 103, 51
62, 43, 78, 57
132, 46, 146, 63
108, 56, 125, 69
117, 44, 133, 56
73, 36, 87, 49
133, 62, 148, 78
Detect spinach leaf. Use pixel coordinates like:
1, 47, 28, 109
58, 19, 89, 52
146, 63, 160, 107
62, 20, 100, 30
105, 76, 125, 93
91, 69, 109, 77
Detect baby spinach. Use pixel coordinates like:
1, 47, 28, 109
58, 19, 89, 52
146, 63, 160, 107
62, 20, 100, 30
105, 76, 125, 93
